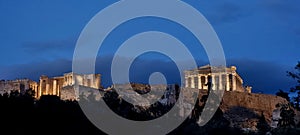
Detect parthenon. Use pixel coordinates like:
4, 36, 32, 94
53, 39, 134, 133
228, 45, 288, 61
184, 65, 251, 93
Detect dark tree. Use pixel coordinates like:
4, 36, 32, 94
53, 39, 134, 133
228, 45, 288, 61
287, 62, 300, 110
257, 112, 271, 134
278, 103, 296, 128
276, 89, 290, 102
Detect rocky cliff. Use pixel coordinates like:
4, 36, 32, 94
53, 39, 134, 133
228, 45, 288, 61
174, 90, 300, 134
200, 91, 299, 132
221, 92, 288, 123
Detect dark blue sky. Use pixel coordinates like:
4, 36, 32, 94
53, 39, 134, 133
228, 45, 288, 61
0, 0, 299, 94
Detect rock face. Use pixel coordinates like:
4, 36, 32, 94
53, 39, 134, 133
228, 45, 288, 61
221, 91, 288, 122
60, 86, 103, 101
214, 91, 295, 131
185, 90, 300, 134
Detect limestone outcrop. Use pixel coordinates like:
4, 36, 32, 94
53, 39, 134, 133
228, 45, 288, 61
201, 91, 299, 132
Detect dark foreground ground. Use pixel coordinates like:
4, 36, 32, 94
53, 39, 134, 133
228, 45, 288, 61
1, 90, 300, 135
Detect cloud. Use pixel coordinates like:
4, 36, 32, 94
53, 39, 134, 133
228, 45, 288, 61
211, 2, 246, 24
261, 0, 300, 24
0, 59, 72, 81
260, 0, 300, 35
196, 0, 252, 25
20, 38, 77, 61
22, 38, 76, 53
261, 0, 300, 14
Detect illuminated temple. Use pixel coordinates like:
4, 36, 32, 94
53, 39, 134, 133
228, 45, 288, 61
37, 72, 101, 98
184, 65, 251, 93
0, 72, 101, 100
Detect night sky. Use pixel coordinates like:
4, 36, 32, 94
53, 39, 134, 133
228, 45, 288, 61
0, 0, 299, 94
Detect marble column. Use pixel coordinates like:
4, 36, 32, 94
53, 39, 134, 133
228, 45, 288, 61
204, 76, 208, 90
39, 81, 43, 98
66, 77, 68, 86
70, 76, 73, 85
69, 76, 72, 85
212, 75, 216, 90
96, 76, 101, 89
84, 78, 88, 87
185, 77, 188, 88
90, 75, 95, 88
93, 76, 97, 88
198, 75, 202, 89
46, 84, 50, 95
57, 85, 60, 97
191, 76, 195, 88
232, 75, 236, 91
226, 74, 230, 91
53, 80, 57, 95
219, 74, 223, 90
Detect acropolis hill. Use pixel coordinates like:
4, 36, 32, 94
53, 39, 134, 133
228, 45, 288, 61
0, 65, 299, 133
